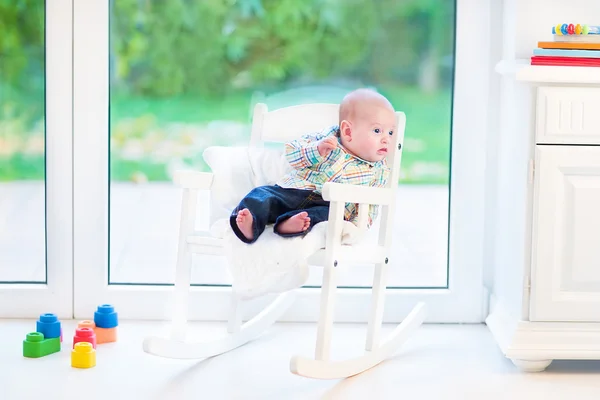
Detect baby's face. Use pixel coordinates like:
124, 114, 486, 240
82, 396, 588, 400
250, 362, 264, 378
344, 104, 396, 163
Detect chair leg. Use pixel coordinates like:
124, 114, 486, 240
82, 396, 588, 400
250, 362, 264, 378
169, 188, 197, 341
170, 251, 192, 341
365, 261, 388, 351
315, 200, 345, 362
315, 263, 339, 361
228, 294, 242, 334
290, 204, 427, 379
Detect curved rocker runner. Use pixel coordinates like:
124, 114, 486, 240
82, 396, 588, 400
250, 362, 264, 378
142, 291, 296, 359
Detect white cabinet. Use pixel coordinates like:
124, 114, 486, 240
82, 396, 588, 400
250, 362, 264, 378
531, 145, 600, 322
486, 66, 600, 373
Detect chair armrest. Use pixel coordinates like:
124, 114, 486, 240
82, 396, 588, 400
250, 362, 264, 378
173, 170, 214, 190
321, 182, 392, 205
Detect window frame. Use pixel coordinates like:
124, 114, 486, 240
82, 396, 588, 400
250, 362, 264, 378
0, 0, 74, 318
72, 0, 489, 323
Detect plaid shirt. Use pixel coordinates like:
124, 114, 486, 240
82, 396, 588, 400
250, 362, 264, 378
277, 125, 390, 227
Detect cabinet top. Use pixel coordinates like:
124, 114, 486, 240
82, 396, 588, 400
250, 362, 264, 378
496, 60, 600, 85
517, 65, 600, 84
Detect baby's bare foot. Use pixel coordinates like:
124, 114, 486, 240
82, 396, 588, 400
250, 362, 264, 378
276, 212, 311, 235
236, 208, 254, 241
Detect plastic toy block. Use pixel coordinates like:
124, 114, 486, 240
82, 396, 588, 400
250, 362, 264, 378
71, 342, 96, 369
77, 319, 117, 344
36, 313, 61, 339
94, 304, 118, 329
73, 327, 97, 349
23, 332, 61, 358
95, 326, 117, 344
77, 320, 95, 330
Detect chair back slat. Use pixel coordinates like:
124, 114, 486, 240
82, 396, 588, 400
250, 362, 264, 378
250, 103, 340, 145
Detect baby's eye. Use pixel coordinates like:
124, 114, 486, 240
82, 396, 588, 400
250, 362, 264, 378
388, 130, 394, 136
373, 128, 381, 134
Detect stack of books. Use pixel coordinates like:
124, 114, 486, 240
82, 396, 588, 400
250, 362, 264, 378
531, 23, 600, 66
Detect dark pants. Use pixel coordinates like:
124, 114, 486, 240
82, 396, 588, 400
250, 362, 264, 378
230, 185, 330, 244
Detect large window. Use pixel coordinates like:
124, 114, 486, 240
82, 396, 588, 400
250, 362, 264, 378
0, 1, 46, 283
73, 0, 486, 322
108, 0, 455, 289
0, 0, 487, 322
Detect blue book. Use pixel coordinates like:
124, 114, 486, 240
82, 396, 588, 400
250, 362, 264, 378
533, 48, 600, 58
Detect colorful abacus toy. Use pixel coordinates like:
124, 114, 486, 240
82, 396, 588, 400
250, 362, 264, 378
551, 23, 600, 36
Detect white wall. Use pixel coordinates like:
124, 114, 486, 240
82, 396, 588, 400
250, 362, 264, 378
482, 0, 505, 294
513, 0, 600, 59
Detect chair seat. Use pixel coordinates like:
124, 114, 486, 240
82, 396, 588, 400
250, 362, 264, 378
187, 233, 224, 246
187, 233, 226, 256
307, 244, 387, 267
186, 232, 385, 267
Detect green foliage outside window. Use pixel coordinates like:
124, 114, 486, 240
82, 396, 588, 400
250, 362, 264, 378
0, 0, 455, 184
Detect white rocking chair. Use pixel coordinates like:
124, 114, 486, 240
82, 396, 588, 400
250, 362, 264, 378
142, 102, 427, 379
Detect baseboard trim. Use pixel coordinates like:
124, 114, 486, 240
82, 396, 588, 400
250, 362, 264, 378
486, 294, 600, 365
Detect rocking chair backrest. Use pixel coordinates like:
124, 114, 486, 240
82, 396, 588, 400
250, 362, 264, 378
250, 103, 341, 146
249, 102, 406, 191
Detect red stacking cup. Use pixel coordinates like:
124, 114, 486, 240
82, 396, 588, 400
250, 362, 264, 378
73, 327, 97, 349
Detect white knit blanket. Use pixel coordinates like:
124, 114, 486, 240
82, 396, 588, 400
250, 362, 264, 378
211, 219, 364, 299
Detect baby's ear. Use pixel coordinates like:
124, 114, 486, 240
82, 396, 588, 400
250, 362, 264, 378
340, 120, 352, 141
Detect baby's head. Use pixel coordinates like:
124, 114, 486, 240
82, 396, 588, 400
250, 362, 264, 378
338, 88, 396, 163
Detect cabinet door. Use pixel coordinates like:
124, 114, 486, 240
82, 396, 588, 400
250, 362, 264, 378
531, 145, 600, 322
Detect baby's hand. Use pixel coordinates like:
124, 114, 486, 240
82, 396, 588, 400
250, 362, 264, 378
317, 137, 338, 157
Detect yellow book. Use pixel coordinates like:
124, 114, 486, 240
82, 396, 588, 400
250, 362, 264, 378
538, 41, 600, 50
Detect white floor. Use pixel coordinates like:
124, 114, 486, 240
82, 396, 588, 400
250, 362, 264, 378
2, 320, 600, 400
0, 182, 449, 287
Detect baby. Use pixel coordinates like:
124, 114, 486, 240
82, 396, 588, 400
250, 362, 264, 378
230, 88, 396, 244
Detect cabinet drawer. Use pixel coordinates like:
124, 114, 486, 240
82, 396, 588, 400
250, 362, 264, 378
536, 87, 600, 145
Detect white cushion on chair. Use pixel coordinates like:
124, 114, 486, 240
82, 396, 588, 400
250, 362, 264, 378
202, 146, 255, 226
202, 144, 367, 299
221, 219, 365, 299
203, 145, 292, 227
247, 145, 292, 186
